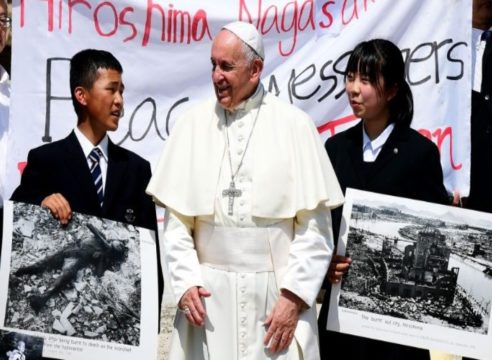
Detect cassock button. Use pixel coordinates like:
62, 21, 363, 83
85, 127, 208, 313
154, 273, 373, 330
237, 149, 244, 155
393, 148, 398, 155
485, 94, 490, 101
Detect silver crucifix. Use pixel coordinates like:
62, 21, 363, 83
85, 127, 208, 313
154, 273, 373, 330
222, 181, 242, 215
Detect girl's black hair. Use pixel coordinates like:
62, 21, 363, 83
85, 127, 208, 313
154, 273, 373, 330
345, 38, 413, 128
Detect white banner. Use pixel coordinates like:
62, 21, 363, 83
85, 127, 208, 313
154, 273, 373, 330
4, 0, 472, 201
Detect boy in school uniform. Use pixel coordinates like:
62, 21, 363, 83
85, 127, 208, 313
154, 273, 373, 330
10, 49, 163, 323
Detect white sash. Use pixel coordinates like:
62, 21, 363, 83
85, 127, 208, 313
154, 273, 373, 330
194, 220, 293, 273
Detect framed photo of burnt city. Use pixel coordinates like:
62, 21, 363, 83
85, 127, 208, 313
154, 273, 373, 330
326, 188, 492, 359
0, 201, 158, 360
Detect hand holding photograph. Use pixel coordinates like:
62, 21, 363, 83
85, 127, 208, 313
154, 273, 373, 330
0, 201, 158, 360
327, 188, 492, 359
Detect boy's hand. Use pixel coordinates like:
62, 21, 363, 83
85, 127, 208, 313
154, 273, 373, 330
41, 193, 72, 225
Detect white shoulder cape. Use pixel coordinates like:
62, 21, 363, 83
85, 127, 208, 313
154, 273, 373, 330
147, 92, 344, 217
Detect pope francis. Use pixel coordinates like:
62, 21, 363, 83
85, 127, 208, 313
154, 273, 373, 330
147, 21, 344, 360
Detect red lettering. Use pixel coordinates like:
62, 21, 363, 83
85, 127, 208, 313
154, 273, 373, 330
167, 4, 173, 42
319, 1, 335, 29
298, 0, 315, 31
17, 162, 27, 175
342, 0, 358, 25
120, 7, 137, 43
317, 114, 358, 136
191, 10, 212, 42
341, 0, 377, 26
143, 0, 165, 44
20, 0, 25, 27
320, 120, 461, 171
94, 2, 118, 37
279, 2, 298, 56
172, 9, 189, 43
68, 0, 91, 34
238, 0, 254, 23
240, 0, 317, 57
260, 5, 279, 34
142, 0, 211, 46
57, 0, 62, 29
40, 0, 55, 32
363, 0, 376, 12
418, 127, 462, 170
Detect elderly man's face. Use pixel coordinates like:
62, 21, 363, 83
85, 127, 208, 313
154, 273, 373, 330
211, 30, 259, 110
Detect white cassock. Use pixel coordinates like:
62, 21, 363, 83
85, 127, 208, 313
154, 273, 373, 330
147, 85, 344, 360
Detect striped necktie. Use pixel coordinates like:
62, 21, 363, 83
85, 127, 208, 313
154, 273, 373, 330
89, 148, 104, 207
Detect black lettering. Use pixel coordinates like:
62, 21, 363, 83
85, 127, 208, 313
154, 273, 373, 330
267, 74, 281, 96
434, 39, 453, 84
318, 59, 338, 102
406, 42, 434, 86
116, 96, 189, 145
291, 64, 319, 100
446, 41, 467, 80
333, 50, 351, 99
43, 57, 71, 143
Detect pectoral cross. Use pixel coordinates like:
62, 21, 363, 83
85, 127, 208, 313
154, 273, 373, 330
222, 181, 242, 215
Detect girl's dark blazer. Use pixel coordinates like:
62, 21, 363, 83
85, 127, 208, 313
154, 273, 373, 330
319, 120, 449, 360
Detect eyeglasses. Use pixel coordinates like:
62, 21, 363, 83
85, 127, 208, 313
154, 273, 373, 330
0, 16, 11, 29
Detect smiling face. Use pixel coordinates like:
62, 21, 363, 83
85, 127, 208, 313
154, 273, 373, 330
345, 71, 394, 123
211, 30, 262, 110
76, 68, 124, 141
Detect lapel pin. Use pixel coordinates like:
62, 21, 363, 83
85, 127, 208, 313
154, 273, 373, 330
124, 208, 136, 223
393, 148, 398, 155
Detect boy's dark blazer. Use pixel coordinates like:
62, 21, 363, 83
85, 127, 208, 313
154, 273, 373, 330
11, 131, 156, 230
10, 130, 164, 318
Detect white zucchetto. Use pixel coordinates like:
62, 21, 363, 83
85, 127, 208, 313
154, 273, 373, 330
222, 21, 265, 60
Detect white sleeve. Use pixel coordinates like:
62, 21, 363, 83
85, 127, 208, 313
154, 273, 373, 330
280, 202, 334, 307
163, 207, 205, 304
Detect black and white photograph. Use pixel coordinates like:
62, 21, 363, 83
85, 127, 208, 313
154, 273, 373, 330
5, 201, 141, 345
327, 188, 492, 359
0, 201, 159, 360
0, 330, 43, 360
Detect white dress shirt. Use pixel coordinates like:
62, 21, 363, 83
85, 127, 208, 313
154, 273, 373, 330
362, 122, 395, 162
472, 27, 492, 92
